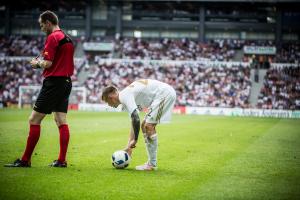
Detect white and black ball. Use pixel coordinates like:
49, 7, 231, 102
112, 150, 131, 169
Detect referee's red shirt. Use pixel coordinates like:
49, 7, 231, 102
42, 30, 74, 77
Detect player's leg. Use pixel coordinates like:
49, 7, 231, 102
136, 122, 158, 171
136, 89, 176, 171
136, 99, 163, 171
4, 110, 46, 167
139, 120, 152, 168
137, 97, 166, 171
144, 89, 176, 167
141, 120, 147, 142
157, 88, 176, 123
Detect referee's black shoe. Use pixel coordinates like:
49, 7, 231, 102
4, 158, 31, 167
49, 160, 67, 168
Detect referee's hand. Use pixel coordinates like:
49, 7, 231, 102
30, 58, 39, 69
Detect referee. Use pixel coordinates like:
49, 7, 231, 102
5, 11, 74, 168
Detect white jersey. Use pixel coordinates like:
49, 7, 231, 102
119, 79, 174, 115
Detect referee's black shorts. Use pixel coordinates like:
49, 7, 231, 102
33, 76, 72, 114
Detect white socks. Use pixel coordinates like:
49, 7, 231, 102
144, 133, 158, 167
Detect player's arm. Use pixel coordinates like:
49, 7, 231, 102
120, 91, 139, 151
130, 108, 140, 142
125, 127, 135, 156
127, 109, 140, 148
124, 109, 140, 155
127, 127, 135, 145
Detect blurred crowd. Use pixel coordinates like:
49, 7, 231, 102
84, 61, 251, 108
257, 66, 300, 110
1, 35, 299, 110
243, 41, 300, 64
0, 35, 79, 57
0, 36, 44, 57
0, 58, 83, 106
0, 59, 42, 105
115, 38, 238, 61
274, 43, 300, 63
1, 35, 299, 64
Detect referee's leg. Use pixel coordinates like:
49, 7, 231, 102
54, 112, 70, 164
21, 110, 46, 162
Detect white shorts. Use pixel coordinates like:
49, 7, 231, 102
145, 87, 176, 124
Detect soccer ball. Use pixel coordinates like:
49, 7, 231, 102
112, 150, 131, 169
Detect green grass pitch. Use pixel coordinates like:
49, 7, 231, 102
0, 109, 300, 200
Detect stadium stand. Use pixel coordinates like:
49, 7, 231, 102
0, 0, 299, 111
116, 38, 238, 61
274, 43, 300, 64
243, 41, 300, 64
83, 61, 251, 108
0, 36, 44, 57
0, 36, 299, 109
0, 57, 83, 106
0, 59, 42, 105
257, 66, 300, 110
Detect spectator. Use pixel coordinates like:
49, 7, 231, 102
83, 60, 251, 108
257, 66, 300, 110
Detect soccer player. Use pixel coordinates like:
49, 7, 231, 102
4, 11, 74, 168
102, 79, 176, 171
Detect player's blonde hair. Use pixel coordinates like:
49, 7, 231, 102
101, 85, 118, 101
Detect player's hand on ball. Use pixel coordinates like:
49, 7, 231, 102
124, 139, 137, 156
124, 147, 133, 157
129, 139, 137, 148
